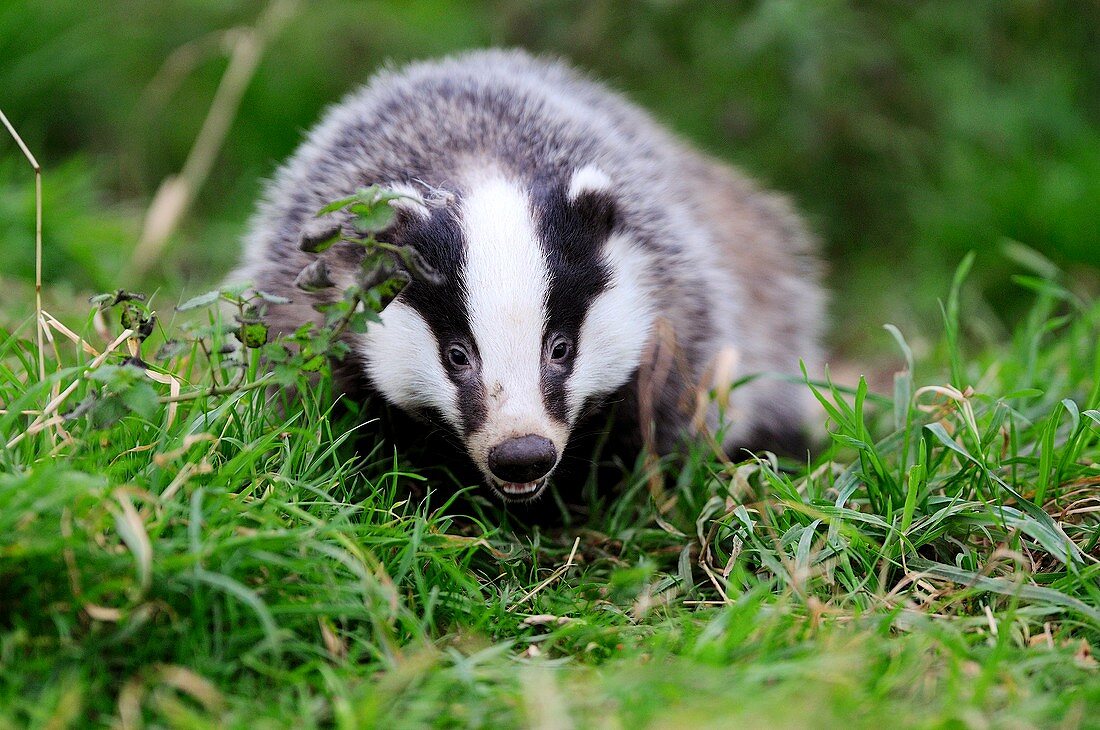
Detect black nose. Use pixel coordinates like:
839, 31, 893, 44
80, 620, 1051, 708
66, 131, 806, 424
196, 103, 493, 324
487, 435, 557, 483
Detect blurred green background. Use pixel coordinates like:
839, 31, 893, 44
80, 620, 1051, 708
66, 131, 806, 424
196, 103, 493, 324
2, 0, 1098, 357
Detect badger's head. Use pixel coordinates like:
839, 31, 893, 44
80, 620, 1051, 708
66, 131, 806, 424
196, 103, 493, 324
357, 166, 654, 503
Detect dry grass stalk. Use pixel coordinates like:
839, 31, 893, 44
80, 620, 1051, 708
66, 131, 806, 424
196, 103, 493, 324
130, 0, 298, 277
509, 537, 581, 609
6, 328, 134, 449
0, 108, 45, 385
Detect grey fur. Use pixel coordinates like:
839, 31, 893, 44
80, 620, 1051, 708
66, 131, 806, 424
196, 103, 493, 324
231, 48, 824, 462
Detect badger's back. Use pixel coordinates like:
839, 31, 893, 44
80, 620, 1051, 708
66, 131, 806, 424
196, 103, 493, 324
233, 49, 823, 467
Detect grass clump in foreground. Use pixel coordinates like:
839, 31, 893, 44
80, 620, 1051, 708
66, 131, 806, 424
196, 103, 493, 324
1, 249, 1098, 728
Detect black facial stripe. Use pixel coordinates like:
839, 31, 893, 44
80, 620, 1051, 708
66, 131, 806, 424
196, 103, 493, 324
534, 180, 616, 424
388, 204, 487, 435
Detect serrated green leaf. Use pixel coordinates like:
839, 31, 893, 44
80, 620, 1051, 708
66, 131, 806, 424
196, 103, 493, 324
89, 395, 127, 429
350, 203, 395, 234
120, 381, 159, 420
316, 193, 360, 215
254, 290, 291, 304
155, 339, 189, 360
176, 290, 222, 311
301, 354, 326, 372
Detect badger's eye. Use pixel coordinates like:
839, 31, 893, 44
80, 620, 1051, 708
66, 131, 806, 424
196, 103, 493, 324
548, 336, 573, 364
446, 345, 471, 370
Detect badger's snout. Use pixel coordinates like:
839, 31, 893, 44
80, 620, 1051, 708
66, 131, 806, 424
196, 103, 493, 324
487, 435, 557, 485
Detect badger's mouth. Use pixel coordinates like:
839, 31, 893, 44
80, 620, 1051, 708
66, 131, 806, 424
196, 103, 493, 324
489, 477, 549, 503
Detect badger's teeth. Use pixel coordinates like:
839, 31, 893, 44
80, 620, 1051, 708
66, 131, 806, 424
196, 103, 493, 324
500, 481, 540, 495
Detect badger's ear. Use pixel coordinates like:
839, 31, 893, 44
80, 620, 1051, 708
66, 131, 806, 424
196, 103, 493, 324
299, 182, 433, 253
384, 182, 431, 222
567, 165, 617, 237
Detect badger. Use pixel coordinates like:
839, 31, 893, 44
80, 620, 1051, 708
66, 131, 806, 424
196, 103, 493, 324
231, 49, 824, 504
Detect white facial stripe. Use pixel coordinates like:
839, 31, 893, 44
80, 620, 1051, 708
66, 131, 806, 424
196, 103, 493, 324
459, 175, 566, 469
568, 234, 655, 421
359, 300, 461, 429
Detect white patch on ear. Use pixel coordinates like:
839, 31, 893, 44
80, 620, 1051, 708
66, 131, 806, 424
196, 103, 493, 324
567, 234, 656, 421
358, 300, 460, 429
385, 182, 429, 218
567, 165, 612, 202
459, 175, 568, 478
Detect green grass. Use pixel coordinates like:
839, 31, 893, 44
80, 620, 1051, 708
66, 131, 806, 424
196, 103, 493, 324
0, 250, 1097, 728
